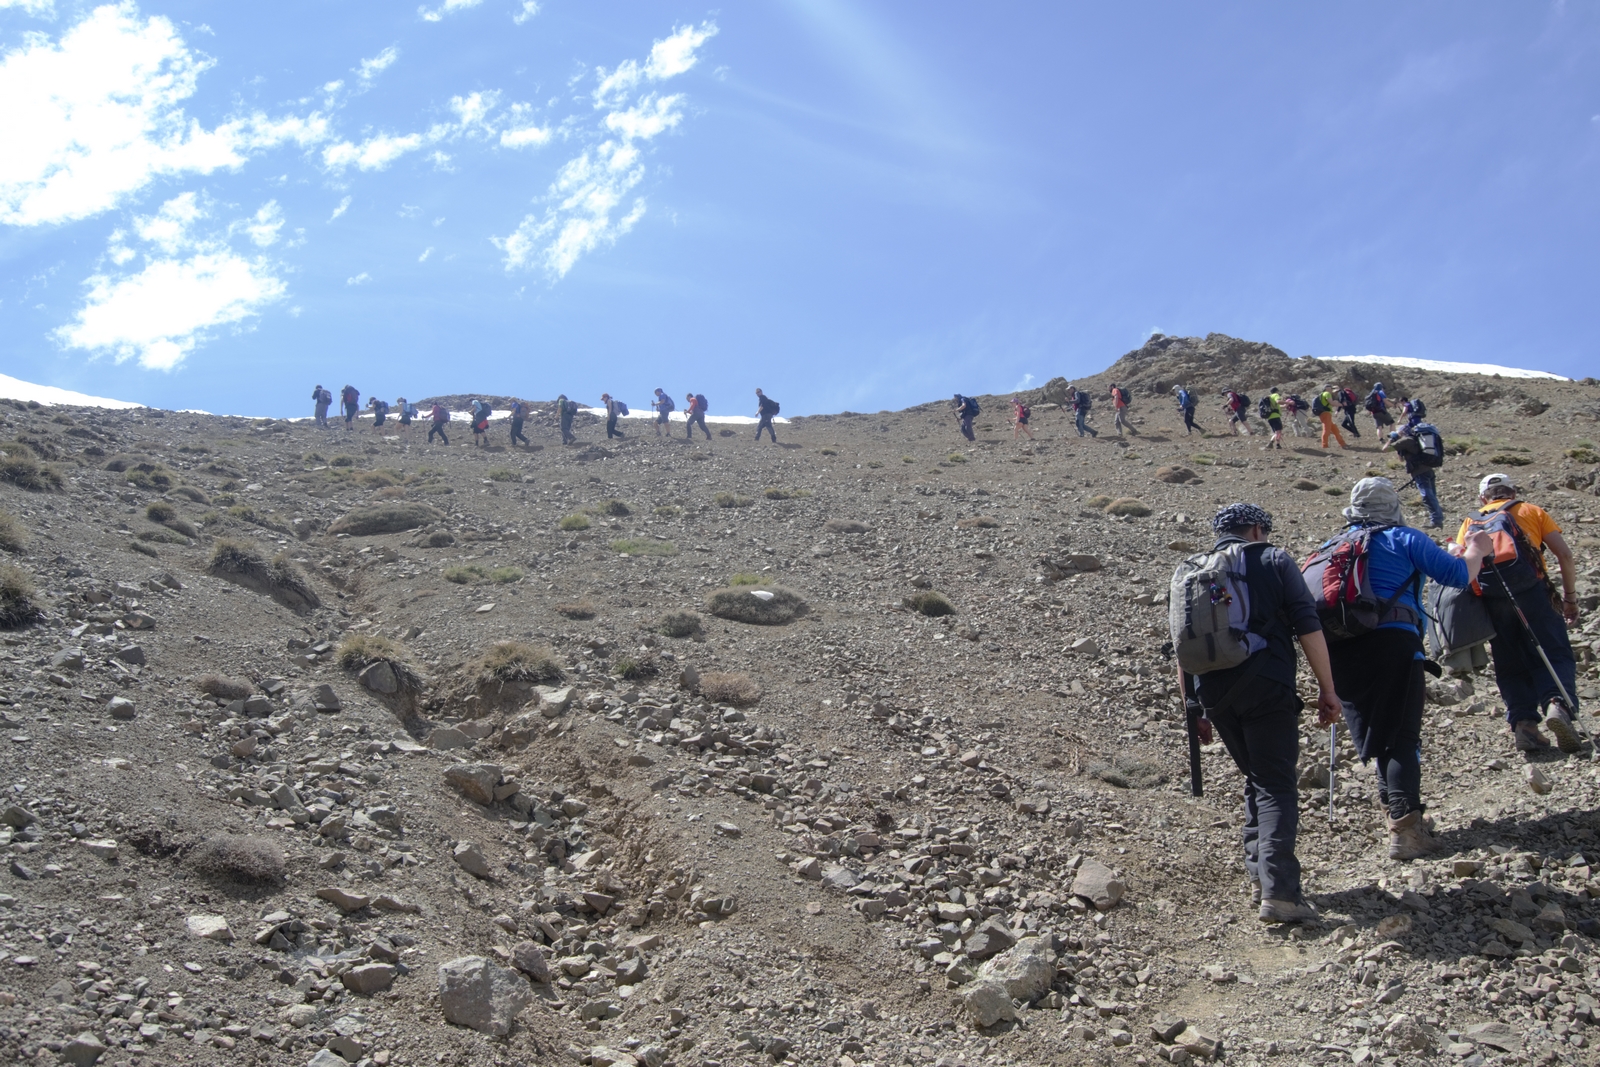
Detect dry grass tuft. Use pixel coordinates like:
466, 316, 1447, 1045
1085, 495, 1114, 509
598, 498, 631, 516
209, 539, 321, 613
555, 601, 596, 620
705, 585, 808, 626
0, 564, 42, 629
559, 513, 591, 531
713, 492, 755, 508
824, 519, 869, 534
1155, 466, 1198, 484
699, 671, 762, 707
1105, 498, 1152, 517
0, 454, 63, 492
145, 502, 177, 523
956, 515, 1001, 529
336, 632, 406, 670
613, 655, 658, 681
328, 502, 442, 535
0, 511, 25, 554
197, 674, 253, 700
423, 530, 456, 547
658, 611, 701, 638
727, 572, 763, 586
188, 835, 286, 885
479, 641, 564, 684
904, 591, 956, 617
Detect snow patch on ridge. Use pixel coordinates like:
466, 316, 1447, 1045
0, 371, 144, 409
1312, 355, 1569, 381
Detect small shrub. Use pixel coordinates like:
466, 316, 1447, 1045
824, 519, 869, 534
373, 485, 407, 500
425, 530, 456, 547
1565, 447, 1600, 464
486, 468, 519, 482
653, 505, 681, 518
714, 492, 754, 508
699, 671, 762, 707
1105, 498, 1151, 517
820, 448, 838, 456
705, 585, 808, 625
330, 455, 357, 467
555, 601, 595, 620
946, 453, 968, 464
1085, 495, 1113, 509
444, 564, 490, 584
559, 513, 591, 531
479, 641, 563, 684
1292, 479, 1321, 491
329, 502, 443, 535
599, 498, 631, 516
659, 611, 701, 638
1191, 453, 1217, 466
728, 572, 763, 586
611, 538, 677, 556
0, 454, 62, 492
353, 470, 400, 489
198, 674, 253, 701
1488, 454, 1534, 467
1322, 486, 1344, 496
763, 487, 812, 500
209, 539, 320, 613
137, 528, 189, 544
613, 655, 657, 681
145, 501, 177, 523
901, 456, 915, 464
866, 461, 883, 469
188, 835, 286, 885
0, 564, 42, 629
171, 485, 209, 504
956, 515, 1001, 529
124, 465, 174, 490
336, 632, 407, 670
489, 566, 523, 584
0, 511, 26, 554
905, 591, 956, 617
129, 541, 159, 558
303, 451, 326, 464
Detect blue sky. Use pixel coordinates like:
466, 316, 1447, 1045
1, 1, 1596, 417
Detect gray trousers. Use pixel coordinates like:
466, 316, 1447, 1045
1205, 681, 1304, 903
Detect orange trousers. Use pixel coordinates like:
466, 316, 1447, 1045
1319, 412, 1347, 448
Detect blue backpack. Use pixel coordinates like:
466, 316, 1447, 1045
614, 401, 630, 416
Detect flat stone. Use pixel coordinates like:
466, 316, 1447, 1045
438, 956, 530, 1037
186, 914, 233, 941
961, 979, 1017, 1027
81, 838, 119, 860
1071, 858, 1125, 910
358, 660, 398, 694
1465, 1021, 1519, 1052
452, 841, 493, 879
964, 918, 1016, 961
1489, 917, 1535, 944
443, 763, 501, 805
428, 726, 474, 750
60, 1031, 108, 1066
316, 887, 372, 913
307, 1050, 347, 1067
311, 683, 342, 712
1151, 1013, 1188, 1043
113, 644, 146, 666
341, 963, 396, 995
1, 805, 36, 827
976, 936, 1056, 1002
1526, 765, 1552, 795
510, 941, 550, 982
51, 648, 86, 670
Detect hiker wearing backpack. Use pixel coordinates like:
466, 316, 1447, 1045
1070, 386, 1097, 438
952, 394, 978, 442
600, 393, 627, 440
367, 396, 390, 433
651, 389, 675, 438
684, 392, 711, 440
395, 397, 416, 437
1285, 394, 1312, 438
1109, 383, 1136, 435
557, 394, 578, 445
427, 402, 450, 445
1335, 387, 1362, 439
1010, 396, 1034, 442
1261, 390, 1285, 450
1170, 503, 1342, 924
1173, 385, 1202, 435
1223, 390, 1253, 436
340, 385, 360, 430
1313, 388, 1348, 449
469, 399, 491, 447
755, 388, 780, 443
1306, 478, 1493, 860
1454, 473, 1584, 753
311, 385, 332, 427
509, 399, 531, 447
1365, 383, 1395, 432
1382, 421, 1446, 528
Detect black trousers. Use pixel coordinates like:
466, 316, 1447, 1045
1203, 681, 1304, 903
428, 422, 448, 444
1330, 628, 1425, 818
510, 418, 529, 445
1182, 406, 1200, 433
756, 415, 776, 442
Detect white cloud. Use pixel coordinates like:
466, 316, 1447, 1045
0, 0, 55, 15
358, 45, 399, 83
513, 1, 539, 25
328, 195, 352, 221
497, 21, 716, 277
418, 247, 433, 262
594, 21, 718, 106
55, 193, 286, 371
500, 125, 551, 149
237, 200, 284, 247
0, 3, 330, 228
450, 90, 500, 131
322, 132, 426, 171
419, 0, 481, 22
346, 272, 371, 286
1013, 373, 1034, 391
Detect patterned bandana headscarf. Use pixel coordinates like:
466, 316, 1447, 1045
1213, 503, 1273, 535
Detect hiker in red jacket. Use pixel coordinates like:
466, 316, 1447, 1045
685, 392, 711, 440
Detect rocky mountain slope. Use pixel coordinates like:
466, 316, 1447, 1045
0, 337, 1598, 1067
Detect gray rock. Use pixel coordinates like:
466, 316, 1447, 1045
1071, 858, 1125, 910
242, 695, 274, 716
1, 805, 35, 828
113, 644, 146, 666
107, 697, 136, 720
452, 841, 493, 879
615, 955, 648, 985
51, 648, 86, 671
510, 941, 549, 982
961, 979, 1017, 1027
443, 763, 501, 805
358, 660, 398, 694
306, 1051, 347, 1067
964, 919, 1016, 960
185, 914, 232, 940
428, 726, 474, 750
340, 963, 396, 995
976, 936, 1056, 1003
820, 865, 860, 891
60, 1031, 107, 1066
1069, 637, 1101, 656
316, 887, 372, 913
1464, 1021, 1519, 1052
1151, 1013, 1188, 1043
438, 956, 530, 1036
311, 683, 342, 712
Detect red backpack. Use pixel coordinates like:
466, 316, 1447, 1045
1301, 526, 1418, 641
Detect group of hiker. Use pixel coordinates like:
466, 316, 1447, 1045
951, 383, 1138, 442
1172, 472, 1584, 925
310, 386, 783, 446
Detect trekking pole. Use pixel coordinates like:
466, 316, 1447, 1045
1483, 559, 1582, 724
1328, 723, 1337, 824
1178, 666, 1203, 797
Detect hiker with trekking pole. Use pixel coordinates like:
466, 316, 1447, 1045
1303, 478, 1493, 860
1451, 473, 1585, 753
1382, 419, 1447, 529
1168, 503, 1342, 924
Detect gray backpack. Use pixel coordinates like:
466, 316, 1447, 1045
1169, 543, 1266, 674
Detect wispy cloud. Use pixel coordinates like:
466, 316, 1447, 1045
56, 194, 287, 371
358, 45, 399, 83
1013, 373, 1034, 391
322, 132, 426, 171
0, 4, 329, 228
0, 0, 55, 16
328, 196, 352, 221
418, 0, 481, 22
513, 1, 539, 25
346, 272, 371, 286
418, 247, 434, 262
495, 21, 717, 277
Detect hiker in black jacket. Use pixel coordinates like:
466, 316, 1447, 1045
952, 394, 978, 442
311, 385, 332, 427
755, 389, 779, 443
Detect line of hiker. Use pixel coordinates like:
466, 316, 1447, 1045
310, 387, 784, 446
1172, 470, 1584, 924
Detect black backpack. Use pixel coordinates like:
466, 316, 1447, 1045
1312, 394, 1328, 415
760, 396, 779, 416
1236, 393, 1252, 411
1412, 423, 1445, 468
963, 397, 980, 418
1288, 394, 1307, 413
1410, 397, 1427, 419
696, 393, 709, 413
1257, 397, 1272, 418
1364, 392, 1384, 413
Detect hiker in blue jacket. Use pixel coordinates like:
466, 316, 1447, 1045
1071, 386, 1097, 438
1173, 385, 1201, 435
952, 394, 978, 442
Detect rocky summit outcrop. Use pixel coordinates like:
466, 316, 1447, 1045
0, 347, 1596, 1067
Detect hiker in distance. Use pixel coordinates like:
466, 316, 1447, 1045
1011, 395, 1035, 442
952, 393, 979, 443
755, 388, 780, 443
340, 385, 360, 430
1110, 382, 1136, 435
1223, 389, 1253, 435
311, 384, 332, 427
1381, 419, 1447, 528
1171, 503, 1342, 924
601, 393, 627, 440
1173, 384, 1202, 435
684, 392, 711, 440
1365, 382, 1396, 433
367, 395, 389, 433
651, 389, 675, 438
469, 399, 491, 447
427, 401, 450, 445
1338, 385, 1363, 438
1260, 389, 1285, 450
508, 399, 531, 447
395, 397, 415, 438
1313, 387, 1349, 449
1071, 386, 1097, 438
1307, 478, 1493, 861
1285, 392, 1312, 438
557, 394, 578, 445
1454, 473, 1585, 753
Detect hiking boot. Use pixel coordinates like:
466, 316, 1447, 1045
1387, 811, 1437, 861
1259, 898, 1318, 924
1545, 700, 1583, 754
1247, 879, 1261, 904
1513, 720, 1552, 752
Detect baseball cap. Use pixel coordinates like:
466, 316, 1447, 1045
1479, 473, 1517, 496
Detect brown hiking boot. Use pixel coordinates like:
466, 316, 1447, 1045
1544, 701, 1583, 755
1513, 720, 1551, 752
1388, 811, 1437, 861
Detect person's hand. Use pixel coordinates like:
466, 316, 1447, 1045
1463, 531, 1493, 561
1196, 717, 1214, 745
1315, 686, 1343, 727
1564, 596, 1580, 626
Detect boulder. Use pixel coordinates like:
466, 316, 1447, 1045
428, 726, 474, 750
1071, 858, 1125, 910
358, 660, 398, 694
185, 914, 233, 941
341, 963, 397, 995
976, 937, 1056, 1003
443, 763, 501, 805
452, 841, 493, 879
438, 956, 531, 1036
311, 683, 342, 712
60, 1031, 107, 1067
107, 697, 137, 721
961, 980, 1018, 1027
510, 941, 550, 982
963, 919, 1016, 960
